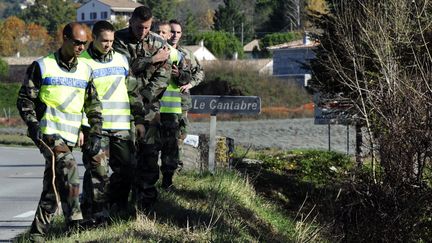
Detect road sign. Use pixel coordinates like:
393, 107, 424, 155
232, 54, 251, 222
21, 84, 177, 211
189, 95, 261, 173
314, 93, 352, 125
190, 95, 261, 115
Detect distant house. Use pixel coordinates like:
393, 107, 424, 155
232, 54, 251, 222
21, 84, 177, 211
20, 0, 35, 9
268, 36, 318, 86
77, 0, 142, 26
243, 39, 261, 59
227, 59, 272, 75
184, 41, 217, 61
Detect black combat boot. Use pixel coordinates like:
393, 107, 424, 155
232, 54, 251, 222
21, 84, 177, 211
161, 173, 174, 191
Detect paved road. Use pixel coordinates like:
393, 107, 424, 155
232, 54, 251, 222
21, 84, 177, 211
0, 146, 84, 241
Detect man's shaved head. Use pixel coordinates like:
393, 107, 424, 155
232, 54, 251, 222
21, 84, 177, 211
63, 22, 86, 40
61, 22, 88, 61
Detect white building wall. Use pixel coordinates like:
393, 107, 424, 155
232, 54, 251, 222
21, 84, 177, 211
194, 48, 217, 61
77, 0, 110, 22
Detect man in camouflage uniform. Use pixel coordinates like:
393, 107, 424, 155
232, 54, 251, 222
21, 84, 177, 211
79, 20, 134, 223
156, 21, 192, 190
167, 19, 205, 182
113, 6, 171, 210
16, 23, 102, 241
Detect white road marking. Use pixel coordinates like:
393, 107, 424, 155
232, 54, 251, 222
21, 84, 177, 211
14, 210, 35, 218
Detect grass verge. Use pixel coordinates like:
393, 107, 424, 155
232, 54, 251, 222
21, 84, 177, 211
15, 170, 327, 242
0, 82, 20, 117
0, 134, 33, 146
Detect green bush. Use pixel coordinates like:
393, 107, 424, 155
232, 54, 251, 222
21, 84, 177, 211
260, 32, 302, 48
0, 83, 20, 117
256, 149, 353, 186
292, 150, 352, 185
191, 31, 243, 59
257, 32, 303, 58
0, 58, 9, 80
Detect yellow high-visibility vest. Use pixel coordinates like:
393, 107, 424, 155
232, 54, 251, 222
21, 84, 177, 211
38, 53, 92, 144
160, 45, 182, 114
80, 51, 131, 130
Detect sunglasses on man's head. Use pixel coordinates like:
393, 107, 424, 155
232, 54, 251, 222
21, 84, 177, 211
71, 39, 88, 46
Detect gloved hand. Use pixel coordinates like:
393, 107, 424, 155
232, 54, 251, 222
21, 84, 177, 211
85, 135, 102, 157
136, 124, 145, 140
28, 122, 42, 144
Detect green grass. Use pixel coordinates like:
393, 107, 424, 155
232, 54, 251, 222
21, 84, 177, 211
0, 82, 20, 117
0, 134, 33, 146
194, 62, 312, 108
15, 170, 327, 242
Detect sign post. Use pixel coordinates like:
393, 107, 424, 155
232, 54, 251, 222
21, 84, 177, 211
314, 93, 352, 153
190, 95, 261, 173
208, 115, 217, 172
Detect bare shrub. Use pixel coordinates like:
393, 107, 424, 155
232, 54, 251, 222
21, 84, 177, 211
310, 0, 432, 240
311, 0, 432, 187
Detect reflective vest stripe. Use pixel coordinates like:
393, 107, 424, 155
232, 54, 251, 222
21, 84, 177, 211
102, 76, 123, 100
103, 115, 131, 123
40, 119, 80, 134
46, 106, 82, 122
101, 101, 130, 109
160, 101, 182, 108
40, 119, 81, 142
57, 90, 80, 110
93, 66, 128, 78
162, 91, 181, 97
42, 76, 88, 89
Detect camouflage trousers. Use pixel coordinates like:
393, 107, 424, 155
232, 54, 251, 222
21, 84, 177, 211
160, 113, 183, 176
178, 110, 188, 163
29, 135, 82, 238
81, 130, 134, 218
134, 103, 161, 209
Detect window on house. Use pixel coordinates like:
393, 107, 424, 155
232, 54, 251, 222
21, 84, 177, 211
101, 11, 108, 19
81, 13, 85, 20
90, 12, 97, 20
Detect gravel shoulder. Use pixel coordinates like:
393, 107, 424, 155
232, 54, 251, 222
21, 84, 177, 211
189, 118, 355, 153
0, 118, 356, 153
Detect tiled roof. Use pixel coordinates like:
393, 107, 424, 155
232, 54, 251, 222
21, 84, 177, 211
201, 59, 272, 72
267, 39, 319, 50
98, 0, 142, 9
243, 39, 260, 52
184, 45, 201, 53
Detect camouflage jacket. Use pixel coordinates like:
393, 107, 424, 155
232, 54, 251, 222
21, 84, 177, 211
113, 28, 171, 125
16, 49, 103, 138
168, 44, 192, 87
178, 46, 205, 110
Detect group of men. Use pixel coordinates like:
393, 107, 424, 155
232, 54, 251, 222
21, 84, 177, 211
16, 5, 204, 241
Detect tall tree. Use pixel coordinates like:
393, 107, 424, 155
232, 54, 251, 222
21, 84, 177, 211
182, 10, 198, 44
265, 0, 304, 32
213, 0, 254, 44
2, 1, 22, 19
138, 0, 175, 21
22, 23, 52, 56
254, 0, 278, 37
20, 0, 76, 34
0, 16, 26, 56
175, 0, 214, 33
